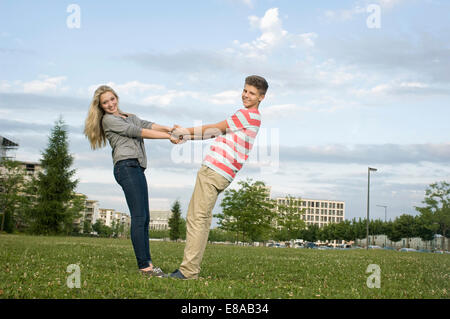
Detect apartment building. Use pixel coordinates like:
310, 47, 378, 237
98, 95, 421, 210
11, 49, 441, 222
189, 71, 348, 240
16, 161, 43, 180
73, 195, 99, 232
95, 208, 131, 229
0, 136, 19, 161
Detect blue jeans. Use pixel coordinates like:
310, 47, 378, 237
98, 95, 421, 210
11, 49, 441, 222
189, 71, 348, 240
113, 159, 151, 269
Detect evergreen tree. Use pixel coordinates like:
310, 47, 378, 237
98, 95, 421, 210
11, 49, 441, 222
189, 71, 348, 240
168, 200, 182, 241
29, 117, 80, 235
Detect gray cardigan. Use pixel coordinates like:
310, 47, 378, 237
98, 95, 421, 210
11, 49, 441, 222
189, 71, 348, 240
102, 113, 153, 168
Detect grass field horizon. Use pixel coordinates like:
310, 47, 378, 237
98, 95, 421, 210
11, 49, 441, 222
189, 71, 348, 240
1, 234, 448, 299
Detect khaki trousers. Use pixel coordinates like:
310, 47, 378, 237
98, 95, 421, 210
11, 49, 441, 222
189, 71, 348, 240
179, 165, 231, 279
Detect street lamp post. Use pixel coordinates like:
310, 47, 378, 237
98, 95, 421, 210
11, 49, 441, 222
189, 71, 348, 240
366, 167, 378, 250
376, 205, 387, 247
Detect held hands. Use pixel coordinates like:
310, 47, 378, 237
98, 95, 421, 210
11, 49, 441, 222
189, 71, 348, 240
168, 125, 188, 144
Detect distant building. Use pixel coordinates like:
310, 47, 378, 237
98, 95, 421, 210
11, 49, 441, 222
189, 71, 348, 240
0, 136, 19, 161
95, 208, 131, 229
150, 210, 172, 230
73, 195, 99, 233
72, 195, 131, 236
358, 234, 449, 251
274, 197, 345, 229
17, 161, 43, 180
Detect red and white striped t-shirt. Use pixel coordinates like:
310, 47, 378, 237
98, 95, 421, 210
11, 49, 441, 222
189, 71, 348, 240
203, 108, 261, 182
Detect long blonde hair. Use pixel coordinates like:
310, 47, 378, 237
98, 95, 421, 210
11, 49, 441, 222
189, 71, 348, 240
84, 85, 124, 150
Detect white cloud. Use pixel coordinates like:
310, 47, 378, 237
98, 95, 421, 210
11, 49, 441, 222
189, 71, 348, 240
76, 167, 116, 184
23, 75, 68, 94
111, 81, 165, 94
88, 80, 165, 97
324, 6, 366, 22
227, 0, 254, 8
209, 90, 241, 105
352, 80, 450, 96
242, 0, 254, 8
142, 90, 201, 106
261, 104, 312, 119
324, 0, 405, 22
378, 0, 403, 9
0, 75, 69, 94
294, 32, 318, 48
235, 8, 317, 57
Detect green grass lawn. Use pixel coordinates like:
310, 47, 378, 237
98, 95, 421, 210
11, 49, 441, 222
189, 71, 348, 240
0, 234, 448, 299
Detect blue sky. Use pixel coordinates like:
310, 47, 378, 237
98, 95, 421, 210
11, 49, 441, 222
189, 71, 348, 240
1, 0, 449, 225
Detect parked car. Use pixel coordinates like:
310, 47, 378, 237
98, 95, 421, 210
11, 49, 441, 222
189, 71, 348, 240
368, 245, 382, 249
305, 242, 317, 249
399, 248, 418, 252
383, 246, 395, 251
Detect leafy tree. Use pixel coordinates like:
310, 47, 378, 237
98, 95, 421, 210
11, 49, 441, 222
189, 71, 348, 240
319, 220, 354, 243
216, 179, 276, 243
415, 181, 450, 250
415, 215, 434, 249
28, 117, 81, 235
208, 228, 236, 242
92, 220, 113, 237
272, 228, 291, 242
352, 218, 366, 240
168, 200, 183, 241
393, 214, 417, 248
83, 219, 92, 235
276, 195, 306, 241
67, 194, 86, 235
111, 220, 119, 238
385, 219, 402, 243
337, 220, 355, 242
318, 223, 332, 242
301, 224, 320, 243
370, 219, 385, 236
0, 159, 26, 232
149, 229, 169, 239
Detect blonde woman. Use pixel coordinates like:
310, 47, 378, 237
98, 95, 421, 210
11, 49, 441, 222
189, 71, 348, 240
84, 85, 180, 277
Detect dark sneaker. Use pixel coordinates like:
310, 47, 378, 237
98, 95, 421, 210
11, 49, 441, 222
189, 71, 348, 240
169, 269, 187, 280
139, 267, 168, 278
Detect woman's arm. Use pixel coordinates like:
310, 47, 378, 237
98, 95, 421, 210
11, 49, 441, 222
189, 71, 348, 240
151, 123, 173, 133
141, 128, 180, 144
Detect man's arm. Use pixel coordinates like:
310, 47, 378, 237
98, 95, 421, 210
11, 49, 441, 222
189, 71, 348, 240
173, 120, 228, 140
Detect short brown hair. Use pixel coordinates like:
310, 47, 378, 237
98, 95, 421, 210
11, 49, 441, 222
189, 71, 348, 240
245, 75, 268, 95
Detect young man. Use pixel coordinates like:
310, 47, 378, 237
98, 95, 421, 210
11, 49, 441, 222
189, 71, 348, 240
169, 75, 268, 279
